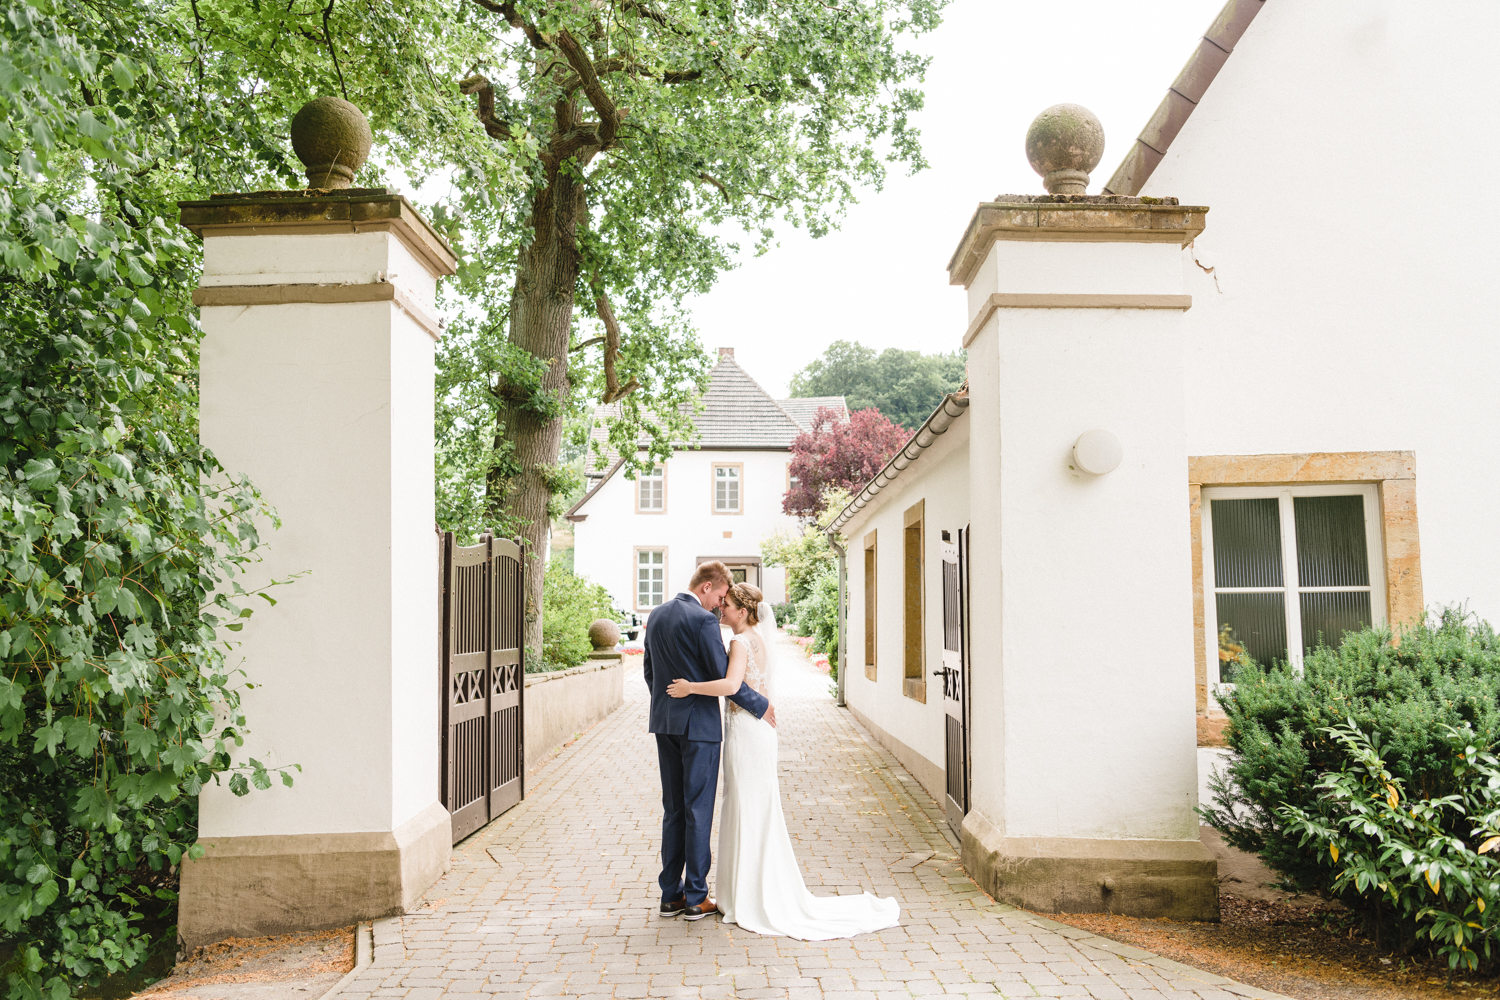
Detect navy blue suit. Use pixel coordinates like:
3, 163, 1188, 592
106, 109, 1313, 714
643, 593, 769, 906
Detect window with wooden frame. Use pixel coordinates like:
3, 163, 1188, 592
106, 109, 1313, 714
713, 464, 742, 514
903, 500, 925, 702
636, 465, 665, 513
635, 548, 667, 610
1202, 484, 1386, 684
863, 530, 877, 680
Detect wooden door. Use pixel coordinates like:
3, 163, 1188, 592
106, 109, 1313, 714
441, 532, 526, 844
489, 537, 524, 816
940, 529, 970, 837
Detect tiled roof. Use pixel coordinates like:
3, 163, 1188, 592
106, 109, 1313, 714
777, 396, 848, 432
582, 349, 813, 476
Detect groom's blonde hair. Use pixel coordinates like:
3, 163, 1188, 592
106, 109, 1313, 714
689, 560, 732, 591
725, 583, 763, 626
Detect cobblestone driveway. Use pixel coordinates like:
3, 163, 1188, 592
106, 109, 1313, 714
333, 637, 1290, 1000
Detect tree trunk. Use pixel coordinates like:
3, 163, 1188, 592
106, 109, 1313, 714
490, 151, 589, 656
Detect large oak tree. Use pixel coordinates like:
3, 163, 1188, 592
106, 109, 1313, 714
438, 0, 944, 648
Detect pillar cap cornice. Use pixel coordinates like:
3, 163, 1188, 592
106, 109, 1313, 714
947, 195, 1208, 288
178, 187, 458, 278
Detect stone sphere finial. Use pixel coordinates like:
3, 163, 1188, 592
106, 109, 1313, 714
1025, 104, 1105, 195
588, 619, 622, 651
290, 96, 373, 190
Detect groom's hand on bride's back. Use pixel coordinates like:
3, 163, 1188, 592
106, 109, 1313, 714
764, 703, 776, 728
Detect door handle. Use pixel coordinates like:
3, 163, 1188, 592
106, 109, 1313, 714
931, 670, 945, 676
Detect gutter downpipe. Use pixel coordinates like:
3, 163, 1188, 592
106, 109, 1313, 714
829, 537, 848, 707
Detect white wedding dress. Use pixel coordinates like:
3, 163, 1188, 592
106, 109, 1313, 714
716, 608, 901, 940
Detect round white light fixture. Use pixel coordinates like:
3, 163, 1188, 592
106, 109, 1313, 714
1073, 429, 1123, 475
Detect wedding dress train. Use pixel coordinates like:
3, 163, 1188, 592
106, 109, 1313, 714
717, 621, 900, 940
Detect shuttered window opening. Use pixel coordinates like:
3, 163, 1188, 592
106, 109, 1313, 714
902, 500, 925, 702
1203, 484, 1386, 684
863, 531, 878, 680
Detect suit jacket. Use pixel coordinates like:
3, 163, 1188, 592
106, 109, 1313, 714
643, 593, 769, 741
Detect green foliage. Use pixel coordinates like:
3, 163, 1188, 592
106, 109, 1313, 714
794, 568, 839, 663
762, 488, 848, 607
538, 561, 621, 672
789, 340, 965, 430
1280, 721, 1500, 969
436, 0, 946, 524
0, 0, 500, 987
764, 488, 846, 666
1204, 610, 1500, 911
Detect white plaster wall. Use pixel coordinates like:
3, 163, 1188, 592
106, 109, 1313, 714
201, 232, 436, 313
977, 307, 1198, 841
197, 230, 440, 837
842, 423, 970, 783
1141, 1, 1500, 623
571, 449, 801, 614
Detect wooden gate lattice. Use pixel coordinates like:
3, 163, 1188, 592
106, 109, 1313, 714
441, 531, 525, 844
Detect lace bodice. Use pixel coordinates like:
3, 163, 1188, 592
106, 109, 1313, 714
727, 632, 766, 713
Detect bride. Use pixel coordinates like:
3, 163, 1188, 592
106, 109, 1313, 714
667, 582, 901, 940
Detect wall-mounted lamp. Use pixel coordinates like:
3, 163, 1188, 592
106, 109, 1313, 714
1073, 429, 1122, 475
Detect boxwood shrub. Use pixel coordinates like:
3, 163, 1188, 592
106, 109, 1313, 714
1204, 609, 1500, 940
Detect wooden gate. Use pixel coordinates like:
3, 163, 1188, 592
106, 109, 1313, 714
440, 531, 525, 844
940, 528, 970, 837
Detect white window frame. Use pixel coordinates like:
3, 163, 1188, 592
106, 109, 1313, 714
1201, 483, 1387, 688
636, 465, 666, 514
634, 547, 667, 611
713, 463, 742, 514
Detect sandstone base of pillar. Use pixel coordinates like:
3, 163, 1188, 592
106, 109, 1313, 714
960, 808, 1219, 921
178, 801, 451, 950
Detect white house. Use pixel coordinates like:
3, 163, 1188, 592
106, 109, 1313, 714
831, 0, 1499, 922
568, 347, 845, 617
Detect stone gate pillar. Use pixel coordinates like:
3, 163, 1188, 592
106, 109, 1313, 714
953, 105, 1217, 920
175, 99, 456, 948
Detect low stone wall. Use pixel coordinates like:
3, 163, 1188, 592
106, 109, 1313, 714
525, 659, 624, 764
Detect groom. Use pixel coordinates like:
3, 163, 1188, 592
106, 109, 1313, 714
642, 561, 776, 921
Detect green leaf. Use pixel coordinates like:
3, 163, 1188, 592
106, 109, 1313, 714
25, 864, 48, 885
110, 57, 136, 90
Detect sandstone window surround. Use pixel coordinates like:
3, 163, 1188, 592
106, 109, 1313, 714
1189, 452, 1422, 714
635, 547, 667, 610
713, 463, 742, 514
636, 465, 666, 514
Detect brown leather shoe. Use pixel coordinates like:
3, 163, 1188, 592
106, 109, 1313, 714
683, 898, 719, 921
659, 896, 686, 917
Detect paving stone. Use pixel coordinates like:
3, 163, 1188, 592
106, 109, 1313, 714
336, 637, 1292, 1000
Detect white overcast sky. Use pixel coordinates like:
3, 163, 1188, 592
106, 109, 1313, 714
688, 0, 1223, 398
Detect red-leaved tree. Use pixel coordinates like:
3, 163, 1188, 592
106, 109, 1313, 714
783, 407, 907, 519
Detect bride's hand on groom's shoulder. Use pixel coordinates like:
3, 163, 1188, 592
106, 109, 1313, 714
667, 678, 692, 698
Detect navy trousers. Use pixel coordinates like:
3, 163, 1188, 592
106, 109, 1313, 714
656, 733, 721, 906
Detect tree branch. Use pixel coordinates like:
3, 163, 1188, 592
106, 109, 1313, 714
466, 0, 551, 50
593, 281, 639, 404
569, 336, 606, 353
553, 29, 620, 149
321, 0, 349, 101
459, 73, 515, 139
696, 172, 730, 203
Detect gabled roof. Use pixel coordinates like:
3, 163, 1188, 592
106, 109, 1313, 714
695, 348, 804, 448
582, 348, 826, 478
778, 396, 849, 432
1102, 0, 1265, 196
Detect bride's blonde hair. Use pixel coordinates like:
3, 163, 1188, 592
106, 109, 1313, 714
725, 583, 763, 626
